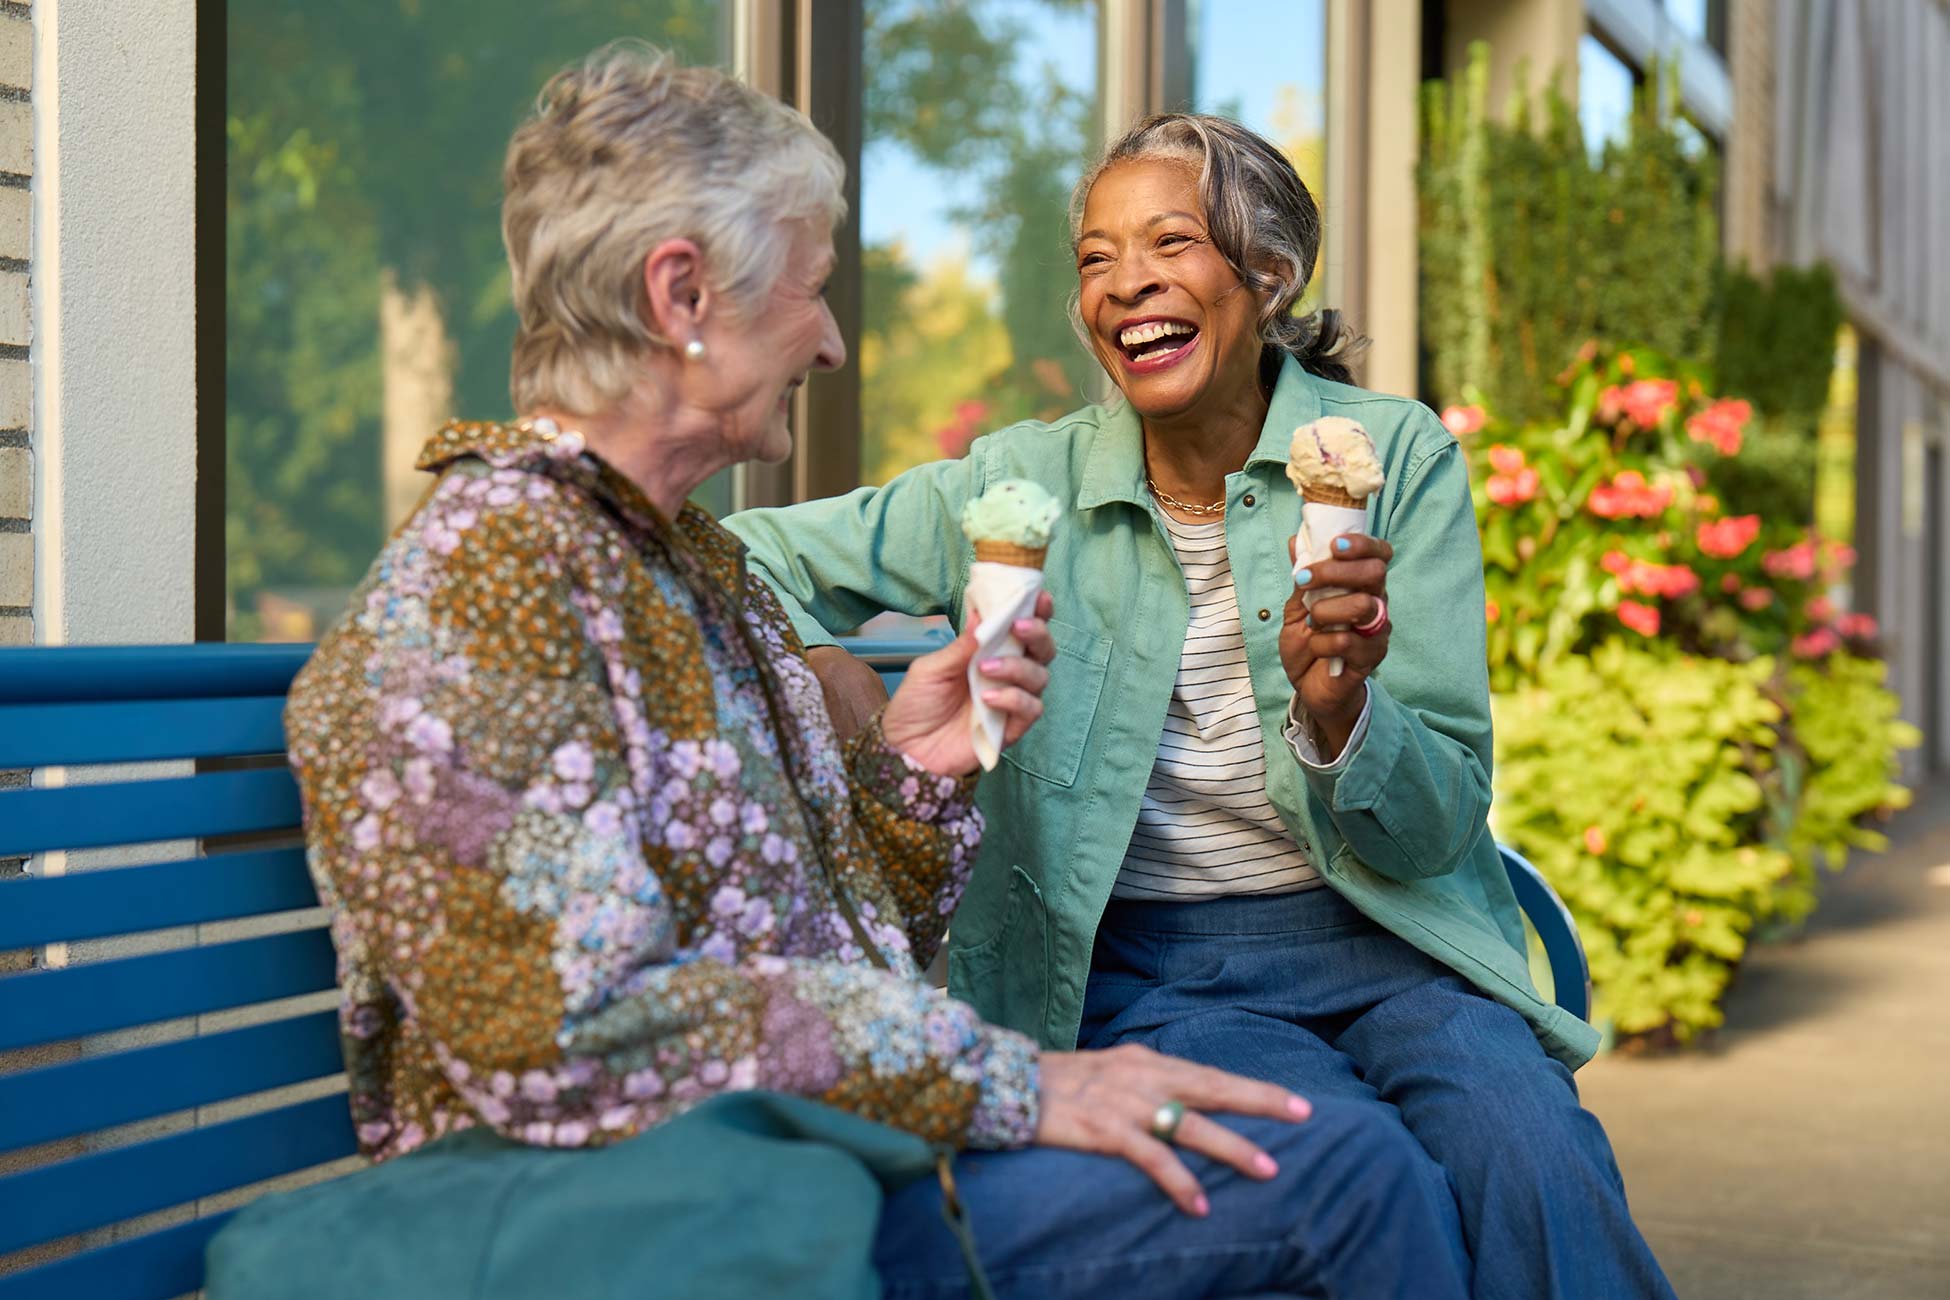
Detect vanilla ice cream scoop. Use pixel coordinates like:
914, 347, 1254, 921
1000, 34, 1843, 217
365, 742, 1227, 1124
960, 479, 1061, 560
1286, 416, 1385, 506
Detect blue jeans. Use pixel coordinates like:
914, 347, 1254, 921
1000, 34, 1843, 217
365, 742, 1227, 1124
875, 888, 1674, 1299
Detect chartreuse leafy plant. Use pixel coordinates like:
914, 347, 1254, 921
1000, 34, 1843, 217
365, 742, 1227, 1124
1764, 658, 1921, 926
1492, 646, 1791, 1042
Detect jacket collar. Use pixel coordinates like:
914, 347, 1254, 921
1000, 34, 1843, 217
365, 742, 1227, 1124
1074, 356, 1325, 510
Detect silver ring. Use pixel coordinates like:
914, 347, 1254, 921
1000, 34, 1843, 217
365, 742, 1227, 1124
1150, 1100, 1186, 1143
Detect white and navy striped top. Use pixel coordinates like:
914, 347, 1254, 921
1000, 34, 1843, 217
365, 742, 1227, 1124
1112, 511, 1325, 900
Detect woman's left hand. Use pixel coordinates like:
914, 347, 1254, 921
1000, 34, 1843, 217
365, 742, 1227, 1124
882, 590, 1057, 777
1282, 534, 1393, 755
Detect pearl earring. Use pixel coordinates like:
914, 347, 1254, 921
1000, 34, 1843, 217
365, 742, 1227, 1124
684, 339, 706, 361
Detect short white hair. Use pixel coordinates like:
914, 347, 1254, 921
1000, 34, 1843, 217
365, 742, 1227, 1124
502, 42, 845, 414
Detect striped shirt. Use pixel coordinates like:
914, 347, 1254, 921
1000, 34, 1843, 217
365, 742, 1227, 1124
1112, 511, 1326, 900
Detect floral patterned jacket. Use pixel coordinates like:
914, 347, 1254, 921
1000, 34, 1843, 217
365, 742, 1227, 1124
286, 420, 1040, 1162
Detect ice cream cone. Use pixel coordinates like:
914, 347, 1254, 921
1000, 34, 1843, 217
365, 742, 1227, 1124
973, 539, 1047, 568
1301, 484, 1366, 510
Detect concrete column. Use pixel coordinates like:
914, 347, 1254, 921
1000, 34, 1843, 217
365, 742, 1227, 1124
33, 0, 198, 646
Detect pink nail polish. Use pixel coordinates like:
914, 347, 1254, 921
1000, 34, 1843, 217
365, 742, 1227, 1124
1193, 1194, 1210, 1217
1254, 1153, 1278, 1178
979, 659, 1002, 673
1287, 1097, 1312, 1120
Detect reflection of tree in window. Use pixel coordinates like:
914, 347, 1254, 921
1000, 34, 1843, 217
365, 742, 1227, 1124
226, 2, 725, 640
859, 1, 1100, 486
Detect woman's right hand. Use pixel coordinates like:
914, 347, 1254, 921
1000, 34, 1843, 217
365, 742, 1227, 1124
1035, 1045, 1313, 1216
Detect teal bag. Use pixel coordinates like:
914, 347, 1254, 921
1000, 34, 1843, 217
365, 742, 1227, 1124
206, 1092, 990, 1299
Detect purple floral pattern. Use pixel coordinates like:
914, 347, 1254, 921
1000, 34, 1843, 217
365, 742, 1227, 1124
287, 420, 1038, 1163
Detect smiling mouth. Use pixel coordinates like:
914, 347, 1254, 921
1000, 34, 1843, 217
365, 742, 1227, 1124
1114, 319, 1200, 369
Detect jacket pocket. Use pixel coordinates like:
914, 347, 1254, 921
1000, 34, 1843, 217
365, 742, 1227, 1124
947, 866, 1051, 1040
998, 617, 1109, 789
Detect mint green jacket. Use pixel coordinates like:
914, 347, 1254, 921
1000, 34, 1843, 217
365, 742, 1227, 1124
728, 359, 1600, 1069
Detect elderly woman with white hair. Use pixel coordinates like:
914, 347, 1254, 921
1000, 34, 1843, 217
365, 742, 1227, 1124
265, 45, 1469, 1300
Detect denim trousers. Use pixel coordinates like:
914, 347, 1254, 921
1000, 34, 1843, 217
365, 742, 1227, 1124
873, 887, 1675, 1300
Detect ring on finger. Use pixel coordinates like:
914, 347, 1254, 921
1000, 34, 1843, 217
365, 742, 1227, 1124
1150, 1100, 1187, 1143
1353, 595, 1388, 637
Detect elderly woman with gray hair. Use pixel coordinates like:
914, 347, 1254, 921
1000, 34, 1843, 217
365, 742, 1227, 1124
259, 47, 1473, 1300
731, 114, 1676, 1298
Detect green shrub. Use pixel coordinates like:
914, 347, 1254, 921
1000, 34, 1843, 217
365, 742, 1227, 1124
1420, 45, 1719, 426
1762, 656, 1922, 925
1493, 645, 1792, 1041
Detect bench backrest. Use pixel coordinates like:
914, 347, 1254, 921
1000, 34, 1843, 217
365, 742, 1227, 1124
0, 644, 343, 1299
0, 638, 1586, 1299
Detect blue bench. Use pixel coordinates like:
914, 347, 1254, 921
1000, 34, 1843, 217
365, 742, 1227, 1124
0, 642, 1588, 1298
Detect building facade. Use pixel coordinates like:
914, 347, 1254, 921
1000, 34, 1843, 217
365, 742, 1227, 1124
4, 0, 1946, 772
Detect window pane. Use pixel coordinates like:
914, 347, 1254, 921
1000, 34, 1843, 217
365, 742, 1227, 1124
1579, 33, 1639, 157
1184, 0, 1328, 315
858, 0, 1103, 488
225, 3, 729, 642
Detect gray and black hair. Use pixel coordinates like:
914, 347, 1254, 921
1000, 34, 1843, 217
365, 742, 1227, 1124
503, 42, 845, 414
1068, 113, 1364, 386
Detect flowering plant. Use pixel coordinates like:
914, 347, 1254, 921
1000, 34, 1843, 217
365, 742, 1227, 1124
1455, 343, 1915, 1046
1453, 346, 1876, 688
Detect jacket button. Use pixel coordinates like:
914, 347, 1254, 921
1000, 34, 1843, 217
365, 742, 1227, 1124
1258, 608, 1271, 621
1242, 493, 1256, 507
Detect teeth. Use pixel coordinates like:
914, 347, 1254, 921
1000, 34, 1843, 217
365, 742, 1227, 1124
1118, 321, 1195, 348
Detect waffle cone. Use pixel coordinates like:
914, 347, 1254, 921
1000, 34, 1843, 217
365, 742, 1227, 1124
1300, 484, 1366, 510
972, 540, 1047, 568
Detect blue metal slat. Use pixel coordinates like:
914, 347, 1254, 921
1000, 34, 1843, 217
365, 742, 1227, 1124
0, 1010, 345, 1153
0, 643, 315, 704
0, 928, 338, 1052
1499, 844, 1592, 1022
0, 696, 289, 768
0, 1213, 235, 1300
0, 847, 317, 949
0, 768, 301, 858
0, 1094, 358, 1255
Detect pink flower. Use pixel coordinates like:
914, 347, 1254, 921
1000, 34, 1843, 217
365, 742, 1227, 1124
1583, 826, 1608, 855
1601, 379, 1679, 429
1739, 587, 1775, 611
1612, 557, 1699, 599
1763, 541, 1819, 581
1486, 466, 1540, 506
1804, 595, 1836, 623
1697, 515, 1761, 559
1720, 573, 1743, 594
1685, 398, 1752, 456
1617, 600, 1661, 637
1587, 471, 1672, 519
1792, 627, 1842, 659
1442, 404, 1487, 437
1839, 612, 1879, 640
1487, 444, 1525, 475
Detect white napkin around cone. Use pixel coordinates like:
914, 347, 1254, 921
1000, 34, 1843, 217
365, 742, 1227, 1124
1294, 501, 1371, 678
963, 560, 1046, 771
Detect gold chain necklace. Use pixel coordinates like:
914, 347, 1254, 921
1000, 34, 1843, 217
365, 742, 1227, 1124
1146, 477, 1226, 517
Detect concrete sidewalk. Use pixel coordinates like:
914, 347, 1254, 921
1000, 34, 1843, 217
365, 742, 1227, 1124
1577, 783, 1950, 1298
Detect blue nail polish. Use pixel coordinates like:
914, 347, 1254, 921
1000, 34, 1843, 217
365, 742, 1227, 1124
1294, 568, 1312, 586
1334, 537, 1351, 553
